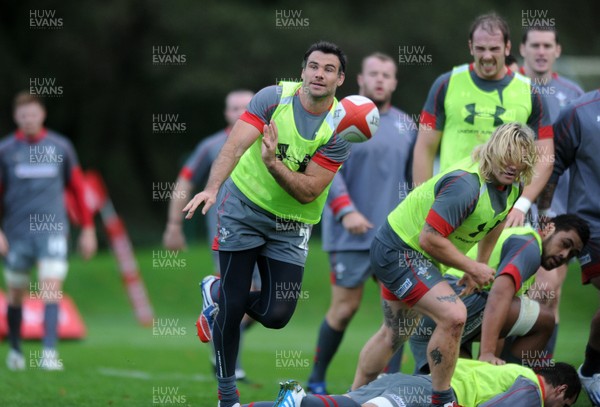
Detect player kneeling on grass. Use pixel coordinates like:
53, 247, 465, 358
351, 122, 538, 407
243, 358, 581, 407
408, 214, 589, 374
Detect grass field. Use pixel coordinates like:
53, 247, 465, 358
0, 241, 597, 406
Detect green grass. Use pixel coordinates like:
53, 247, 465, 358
0, 241, 596, 406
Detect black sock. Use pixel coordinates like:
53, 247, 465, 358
582, 343, 600, 376
308, 319, 345, 383
7, 305, 23, 352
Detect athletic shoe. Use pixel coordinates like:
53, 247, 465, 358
6, 349, 25, 371
197, 275, 219, 343
307, 381, 327, 395
41, 348, 64, 371
579, 365, 600, 405
273, 380, 306, 407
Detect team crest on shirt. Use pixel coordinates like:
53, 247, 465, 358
556, 91, 568, 107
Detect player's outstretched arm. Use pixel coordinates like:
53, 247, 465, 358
184, 121, 260, 218
163, 177, 193, 250
479, 275, 516, 365
261, 120, 336, 204
412, 128, 441, 185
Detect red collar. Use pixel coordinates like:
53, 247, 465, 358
15, 128, 48, 143
519, 66, 558, 80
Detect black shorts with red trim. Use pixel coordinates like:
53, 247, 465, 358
372, 221, 444, 307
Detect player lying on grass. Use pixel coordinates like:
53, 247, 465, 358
243, 358, 581, 407
351, 215, 588, 385
351, 122, 538, 406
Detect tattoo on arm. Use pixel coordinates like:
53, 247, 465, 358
423, 223, 442, 236
436, 294, 458, 303
430, 347, 443, 365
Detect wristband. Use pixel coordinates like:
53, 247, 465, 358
512, 197, 532, 214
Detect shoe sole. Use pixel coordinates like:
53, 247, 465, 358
196, 312, 212, 343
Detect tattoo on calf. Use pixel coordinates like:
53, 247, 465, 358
430, 347, 443, 365
383, 300, 395, 328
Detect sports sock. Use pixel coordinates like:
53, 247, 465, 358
43, 303, 59, 349
217, 374, 239, 407
385, 344, 404, 374
582, 343, 600, 376
308, 319, 345, 383
7, 305, 23, 352
432, 388, 455, 406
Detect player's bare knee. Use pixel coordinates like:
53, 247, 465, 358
437, 303, 466, 336
331, 302, 359, 328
